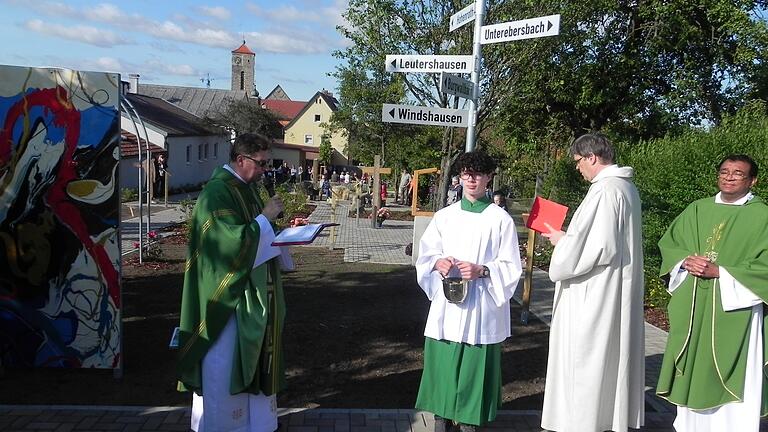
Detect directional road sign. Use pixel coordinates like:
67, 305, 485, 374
439, 72, 475, 100
481, 14, 560, 45
449, 3, 475, 32
382, 103, 469, 128
385, 55, 473, 74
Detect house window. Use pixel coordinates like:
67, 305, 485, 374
240, 71, 245, 91
214, 142, 218, 159
304, 134, 313, 145
186, 145, 191, 164
316, 98, 321, 104
204, 143, 209, 159
314, 114, 321, 122
198, 144, 202, 161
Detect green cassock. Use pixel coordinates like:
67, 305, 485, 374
656, 195, 768, 414
177, 167, 286, 397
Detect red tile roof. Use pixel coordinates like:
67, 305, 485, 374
262, 99, 307, 121
232, 42, 255, 55
120, 130, 164, 158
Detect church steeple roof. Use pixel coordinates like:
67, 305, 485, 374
232, 41, 255, 55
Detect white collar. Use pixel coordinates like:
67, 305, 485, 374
715, 191, 753, 206
223, 164, 246, 184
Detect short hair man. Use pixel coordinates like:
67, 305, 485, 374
656, 154, 768, 432
178, 132, 287, 432
541, 133, 645, 432
415, 151, 522, 432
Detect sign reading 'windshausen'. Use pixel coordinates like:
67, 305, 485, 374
481, 14, 560, 45
382, 103, 468, 128
385, 55, 473, 73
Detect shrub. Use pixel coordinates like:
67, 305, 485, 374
121, 188, 138, 202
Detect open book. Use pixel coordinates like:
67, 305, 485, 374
271, 223, 339, 246
526, 196, 568, 233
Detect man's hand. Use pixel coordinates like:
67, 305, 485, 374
434, 257, 456, 277
683, 254, 720, 279
541, 222, 565, 246
262, 196, 285, 221
455, 261, 484, 280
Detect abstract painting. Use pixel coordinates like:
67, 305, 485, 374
0, 65, 121, 368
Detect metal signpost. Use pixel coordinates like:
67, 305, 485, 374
382, 0, 560, 152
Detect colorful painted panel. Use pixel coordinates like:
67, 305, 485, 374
0, 66, 121, 369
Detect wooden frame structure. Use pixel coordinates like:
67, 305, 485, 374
410, 167, 440, 216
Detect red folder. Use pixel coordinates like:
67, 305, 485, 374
526, 196, 568, 233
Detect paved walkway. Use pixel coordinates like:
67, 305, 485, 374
4, 197, 763, 431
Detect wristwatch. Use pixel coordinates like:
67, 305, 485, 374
480, 266, 490, 278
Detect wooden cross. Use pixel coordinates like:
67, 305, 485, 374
364, 156, 391, 227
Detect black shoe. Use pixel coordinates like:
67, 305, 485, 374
434, 415, 448, 432
458, 424, 477, 432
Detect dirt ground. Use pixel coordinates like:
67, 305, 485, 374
0, 235, 549, 409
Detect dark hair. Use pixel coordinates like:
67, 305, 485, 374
570, 133, 615, 164
453, 151, 497, 175
492, 190, 505, 198
719, 154, 758, 178
229, 132, 272, 161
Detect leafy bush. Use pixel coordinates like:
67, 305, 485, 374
121, 188, 138, 203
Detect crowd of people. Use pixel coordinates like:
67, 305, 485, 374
176, 131, 767, 432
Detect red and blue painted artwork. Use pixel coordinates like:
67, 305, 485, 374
0, 66, 122, 369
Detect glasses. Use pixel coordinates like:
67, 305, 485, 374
573, 155, 588, 166
459, 171, 487, 180
241, 154, 269, 167
718, 170, 750, 180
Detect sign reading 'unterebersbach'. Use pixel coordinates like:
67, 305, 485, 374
481, 14, 560, 45
382, 103, 468, 128
385, 55, 473, 73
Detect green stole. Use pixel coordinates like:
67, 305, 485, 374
177, 167, 286, 396
460, 196, 492, 213
656, 195, 768, 414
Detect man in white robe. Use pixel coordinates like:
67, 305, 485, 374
541, 133, 645, 432
415, 151, 522, 432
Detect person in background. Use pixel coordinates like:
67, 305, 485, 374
177, 132, 288, 432
656, 154, 768, 432
415, 151, 523, 432
540, 133, 645, 432
492, 191, 507, 212
153, 153, 167, 200
399, 169, 412, 205
446, 176, 463, 206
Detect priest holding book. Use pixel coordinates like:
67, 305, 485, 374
177, 132, 287, 432
540, 133, 645, 432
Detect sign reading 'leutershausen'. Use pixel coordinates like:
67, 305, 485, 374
382, 103, 469, 128
481, 14, 560, 45
385, 55, 473, 73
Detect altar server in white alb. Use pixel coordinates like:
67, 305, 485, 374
540, 133, 645, 432
415, 151, 523, 432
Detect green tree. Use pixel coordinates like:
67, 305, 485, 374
318, 134, 333, 166
204, 98, 283, 138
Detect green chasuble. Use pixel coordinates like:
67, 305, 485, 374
656, 195, 768, 414
460, 196, 492, 213
177, 167, 286, 397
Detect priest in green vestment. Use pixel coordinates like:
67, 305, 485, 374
177, 133, 287, 432
656, 154, 768, 432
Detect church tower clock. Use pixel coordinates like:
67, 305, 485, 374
231, 41, 256, 94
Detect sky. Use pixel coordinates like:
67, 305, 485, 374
0, 0, 350, 101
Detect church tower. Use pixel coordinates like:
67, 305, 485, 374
231, 41, 256, 94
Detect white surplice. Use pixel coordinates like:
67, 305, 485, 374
415, 202, 522, 345
541, 165, 645, 432
668, 193, 764, 432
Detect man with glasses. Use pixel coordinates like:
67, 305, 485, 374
178, 133, 287, 432
540, 133, 645, 432
415, 151, 522, 432
656, 154, 768, 432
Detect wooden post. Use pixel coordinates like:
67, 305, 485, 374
312, 159, 319, 184
521, 213, 536, 324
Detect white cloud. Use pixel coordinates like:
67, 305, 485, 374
246, 30, 333, 54
198, 5, 231, 20
24, 19, 131, 48
148, 21, 236, 48
145, 59, 198, 76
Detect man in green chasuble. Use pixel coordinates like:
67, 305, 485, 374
656, 154, 768, 432
177, 133, 287, 432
